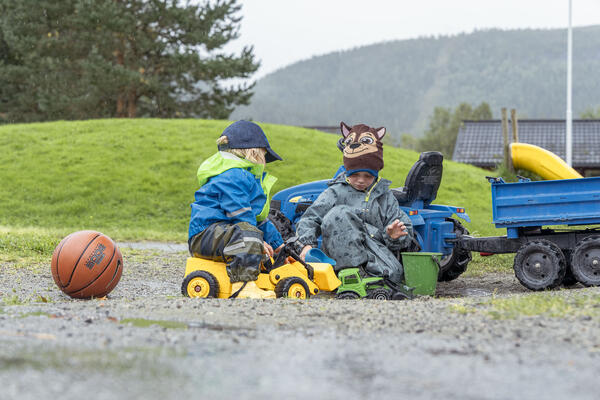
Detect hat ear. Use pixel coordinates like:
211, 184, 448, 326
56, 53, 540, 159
375, 127, 386, 139
340, 122, 352, 138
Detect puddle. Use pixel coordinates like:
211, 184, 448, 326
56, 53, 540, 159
118, 242, 187, 253
461, 288, 493, 297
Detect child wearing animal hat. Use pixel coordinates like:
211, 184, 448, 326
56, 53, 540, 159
295, 122, 413, 286
188, 120, 284, 299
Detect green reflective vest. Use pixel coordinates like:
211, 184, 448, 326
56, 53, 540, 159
196, 152, 277, 222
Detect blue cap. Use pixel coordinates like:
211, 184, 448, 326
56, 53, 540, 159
346, 168, 378, 178
220, 120, 282, 163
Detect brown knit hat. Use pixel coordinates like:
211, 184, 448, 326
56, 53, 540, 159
340, 122, 386, 176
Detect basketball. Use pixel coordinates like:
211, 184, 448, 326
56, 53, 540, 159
51, 230, 123, 299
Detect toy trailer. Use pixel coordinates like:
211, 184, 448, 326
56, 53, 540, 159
458, 176, 600, 290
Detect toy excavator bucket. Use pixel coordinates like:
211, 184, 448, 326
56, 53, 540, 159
305, 249, 341, 291
305, 248, 336, 265
310, 263, 342, 291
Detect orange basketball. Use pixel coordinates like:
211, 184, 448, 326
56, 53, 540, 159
51, 230, 123, 299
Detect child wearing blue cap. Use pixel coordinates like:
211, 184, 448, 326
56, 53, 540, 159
296, 122, 413, 287
188, 120, 284, 299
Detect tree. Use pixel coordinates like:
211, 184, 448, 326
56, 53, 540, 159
580, 107, 600, 119
400, 133, 418, 150
0, 0, 258, 122
0, 28, 17, 122
418, 102, 492, 157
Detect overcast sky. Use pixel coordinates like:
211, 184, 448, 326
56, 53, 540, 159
227, 0, 600, 79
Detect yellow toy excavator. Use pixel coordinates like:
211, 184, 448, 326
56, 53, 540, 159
181, 238, 341, 299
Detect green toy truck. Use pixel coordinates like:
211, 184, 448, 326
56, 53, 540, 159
335, 252, 442, 300
335, 268, 415, 300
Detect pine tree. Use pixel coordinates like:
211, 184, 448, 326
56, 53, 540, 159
0, 0, 258, 122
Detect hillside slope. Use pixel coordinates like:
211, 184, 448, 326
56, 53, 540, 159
0, 119, 499, 240
232, 26, 600, 141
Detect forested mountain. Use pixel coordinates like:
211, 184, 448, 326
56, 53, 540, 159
232, 26, 600, 142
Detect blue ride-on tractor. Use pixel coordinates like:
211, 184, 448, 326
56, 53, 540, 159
268, 151, 472, 281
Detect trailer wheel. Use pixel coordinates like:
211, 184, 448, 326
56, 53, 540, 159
570, 235, 600, 286
513, 240, 566, 290
438, 219, 472, 282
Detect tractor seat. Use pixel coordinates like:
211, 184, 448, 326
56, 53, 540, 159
392, 151, 443, 207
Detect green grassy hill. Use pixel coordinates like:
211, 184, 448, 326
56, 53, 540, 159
0, 119, 501, 252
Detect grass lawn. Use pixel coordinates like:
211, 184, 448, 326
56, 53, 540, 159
0, 118, 507, 270
450, 290, 600, 319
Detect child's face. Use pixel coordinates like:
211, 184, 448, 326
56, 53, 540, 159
347, 171, 375, 191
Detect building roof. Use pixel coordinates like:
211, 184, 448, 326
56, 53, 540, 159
453, 119, 600, 168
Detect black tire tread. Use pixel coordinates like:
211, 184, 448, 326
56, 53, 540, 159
181, 270, 219, 298
368, 288, 392, 300
438, 219, 472, 282
570, 235, 600, 287
275, 277, 310, 299
513, 240, 565, 291
336, 291, 361, 299
268, 209, 295, 241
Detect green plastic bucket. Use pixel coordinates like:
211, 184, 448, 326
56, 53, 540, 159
402, 252, 442, 296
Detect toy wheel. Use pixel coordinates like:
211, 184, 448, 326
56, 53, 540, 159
181, 271, 219, 298
268, 209, 295, 241
391, 291, 411, 300
275, 277, 310, 299
513, 240, 565, 290
438, 218, 472, 282
368, 288, 392, 300
570, 236, 600, 286
336, 291, 360, 300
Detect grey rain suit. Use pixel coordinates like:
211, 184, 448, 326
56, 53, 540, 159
296, 173, 413, 284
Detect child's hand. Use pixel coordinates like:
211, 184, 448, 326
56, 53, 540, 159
386, 219, 408, 239
263, 241, 274, 257
299, 245, 312, 261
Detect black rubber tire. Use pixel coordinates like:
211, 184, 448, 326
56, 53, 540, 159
438, 219, 472, 282
570, 235, 600, 286
268, 209, 295, 241
275, 277, 311, 299
336, 291, 360, 300
181, 271, 219, 298
391, 291, 411, 300
513, 240, 566, 290
368, 288, 392, 300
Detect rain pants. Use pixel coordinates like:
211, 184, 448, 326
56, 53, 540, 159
296, 173, 413, 284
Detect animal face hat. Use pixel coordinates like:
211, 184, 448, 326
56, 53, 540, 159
340, 122, 385, 177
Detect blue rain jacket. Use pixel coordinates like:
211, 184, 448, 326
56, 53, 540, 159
188, 152, 283, 248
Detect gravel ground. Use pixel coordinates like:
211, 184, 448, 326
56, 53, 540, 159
1, 244, 600, 400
